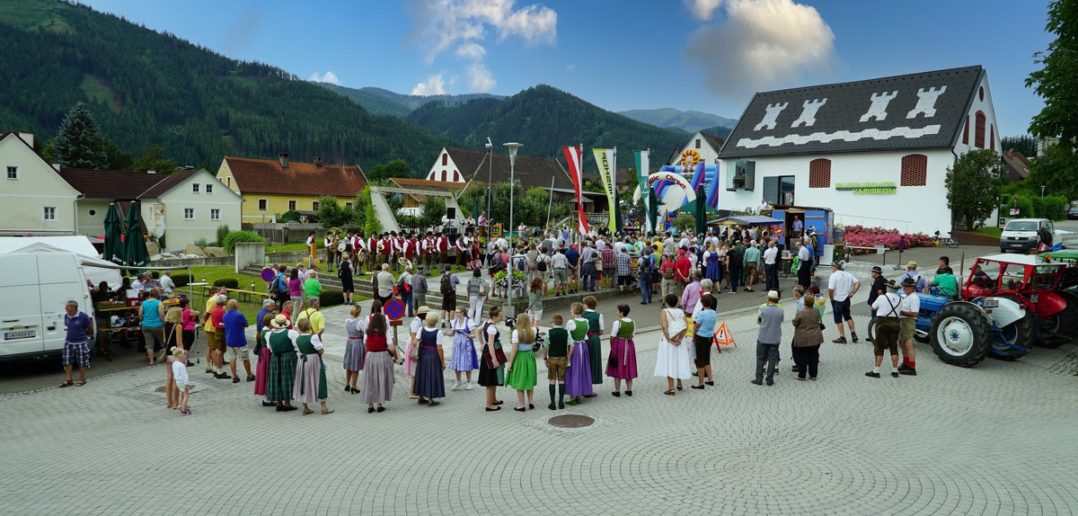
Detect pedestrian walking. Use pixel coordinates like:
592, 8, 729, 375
439, 267, 458, 321
467, 268, 489, 321
655, 294, 692, 395
265, 315, 298, 412
544, 314, 569, 410
828, 261, 861, 343
791, 293, 824, 381
606, 304, 638, 397
412, 311, 446, 406
478, 306, 507, 411
338, 254, 355, 304
796, 241, 813, 288
343, 304, 366, 395
139, 289, 166, 366
447, 309, 479, 390
223, 299, 254, 383
411, 266, 429, 310
172, 347, 190, 415
744, 241, 761, 292
506, 313, 539, 411
752, 290, 784, 386
59, 300, 93, 388
362, 302, 396, 413
292, 318, 332, 415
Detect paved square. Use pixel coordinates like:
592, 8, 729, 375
1, 294, 1076, 515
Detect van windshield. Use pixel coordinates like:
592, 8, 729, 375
1005, 221, 1037, 231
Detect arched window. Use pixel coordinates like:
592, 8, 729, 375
441, 153, 448, 166
441, 170, 447, 182
962, 115, 969, 145
975, 111, 986, 148
901, 154, 928, 186
453, 170, 460, 182
990, 125, 995, 151
808, 158, 830, 188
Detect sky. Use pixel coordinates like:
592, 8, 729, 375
79, 0, 1054, 135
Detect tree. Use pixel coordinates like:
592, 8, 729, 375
419, 195, 446, 229
946, 149, 1005, 229
367, 159, 411, 182
315, 196, 354, 228
50, 103, 109, 169
1026, 0, 1078, 147
1027, 143, 1078, 200
673, 213, 695, 233
1000, 135, 1038, 157
133, 145, 177, 173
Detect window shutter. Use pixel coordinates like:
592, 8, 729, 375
808, 159, 831, 188
900, 154, 927, 186
762, 176, 780, 204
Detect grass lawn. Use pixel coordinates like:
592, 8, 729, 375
972, 227, 1003, 239
175, 265, 366, 320
266, 242, 310, 254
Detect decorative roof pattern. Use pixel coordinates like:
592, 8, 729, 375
719, 66, 984, 159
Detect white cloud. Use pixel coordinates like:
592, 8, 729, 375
685, 0, 835, 97
409, 0, 557, 93
466, 63, 495, 91
411, 74, 446, 96
307, 71, 340, 85
686, 0, 725, 20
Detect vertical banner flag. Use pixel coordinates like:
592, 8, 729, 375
562, 145, 590, 235
634, 150, 651, 233
593, 148, 618, 234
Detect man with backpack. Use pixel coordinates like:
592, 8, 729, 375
398, 265, 414, 317
466, 268, 489, 321
439, 266, 459, 321
638, 247, 655, 305
268, 264, 289, 306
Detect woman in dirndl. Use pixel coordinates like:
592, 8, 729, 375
478, 306, 506, 411
265, 314, 298, 412
292, 318, 333, 415
606, 304, 638, 397
704, 243, 721, 284
343, 304, 366, 394
254, 311, 276, 407
412, 312, 446, 405
564, 302, 593, 405
362, 301, 397, 413
505, 313, 539, 411
447, 308, 478, 390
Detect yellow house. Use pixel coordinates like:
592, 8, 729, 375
216, 154, 368, 224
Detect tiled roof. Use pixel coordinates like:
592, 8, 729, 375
1002, 150, 1030, 182
389, 178, 463, 190
719, 65, 984, 158
138, 169, 197, 199
58, 168, 171, 199
701, 133, 726, 152
446, 148, 572, 190
223, 157, 367, 197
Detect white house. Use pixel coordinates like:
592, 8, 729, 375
0, 132, 81, 236
668, 131, 725, 170
717, 65, 1000, 234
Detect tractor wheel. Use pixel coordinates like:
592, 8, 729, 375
1061, 293, 1078, 341
1035, 312, 1067, 348
930, 302, 991, 367
991, 312, 1034, 360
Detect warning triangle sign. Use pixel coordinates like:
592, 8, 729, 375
713, 322, 736, 347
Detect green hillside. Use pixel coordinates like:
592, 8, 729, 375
321, 84, 503, 118
405, 85, 689, 169
0, 0, 449, 171
619, 107, 738, 134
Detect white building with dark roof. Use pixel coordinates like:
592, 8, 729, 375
717, 65, 1000, 233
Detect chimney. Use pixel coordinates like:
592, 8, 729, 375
313, 156, 322, 168
17, 132, 33, 147
278, 153, 290, 169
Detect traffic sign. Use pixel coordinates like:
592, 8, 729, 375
260, 267, 276, 282
384, 299, 405, 321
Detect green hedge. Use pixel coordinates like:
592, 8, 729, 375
221, 230, 266, 253
213, 278, 240, 289
1005, 194, 1068, 220
171, 273, 194, 288
319, 289, 344, 307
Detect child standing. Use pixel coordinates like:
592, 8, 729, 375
506, 314, 539, 411
606, 304, 638, 397
544, 314, 569, 410
447, 309, 478, 390
564, 303, 593, 405
172, 348, 191, 415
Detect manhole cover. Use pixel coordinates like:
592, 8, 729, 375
548, 414, 594, 428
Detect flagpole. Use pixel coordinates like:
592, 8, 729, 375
546, 175, 555, 230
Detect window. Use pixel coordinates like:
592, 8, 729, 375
258, 199, 267, 211
226, 177, 231, 188
990, 125, 995, 151
210, 209, 220, 221
312, 201, 320, 211
184, 208, 194, 220
695, 139, 701, 149
43, 207, 55, 221
192, 184, 200, 193
900, 154, 928, 186
979, 86, 984, 102
6, 166, 16, 180
808, 159, 831, 188
345, 202, 353, 209
88, 209, 97, 217
453, 170, 460, 182
205, 184, 213, 194
974, 111, 986, 148
962, 115, 969, 145
442, 153, 448, 166
441, 170, 447, 182
288, 200, 296, 211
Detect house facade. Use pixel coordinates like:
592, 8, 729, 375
667, 131, 725, 170
217, 154, 367, 223
717, 65, 1000, 234
0, 132, 81, 236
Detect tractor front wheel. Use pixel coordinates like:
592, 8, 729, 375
930, 302, 991, 367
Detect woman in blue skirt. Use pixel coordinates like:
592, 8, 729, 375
564, 302, 593, 405
412, 311, 446, 405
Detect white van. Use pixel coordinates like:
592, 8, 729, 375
0, 250, 94, 361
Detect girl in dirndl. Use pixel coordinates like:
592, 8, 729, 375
564, 302, 593, 405
292, 318, 333, 415
343, 304, 366, 394
412, 312, 446, 405
505, 313, 538, 411
478, 306, 506, 411
606, 304, 638, 396
447, 309, 478, 390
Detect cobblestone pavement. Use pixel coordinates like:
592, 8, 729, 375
2, 290, 1077, 515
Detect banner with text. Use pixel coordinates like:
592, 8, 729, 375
634, 150, 651, 233
593, 148, 618, 233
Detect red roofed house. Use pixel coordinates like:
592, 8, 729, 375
216, 154, 367, 223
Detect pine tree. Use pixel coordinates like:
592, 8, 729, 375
50, 103, 109, 169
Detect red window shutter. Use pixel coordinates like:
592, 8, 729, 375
975, 111, 986, 148
901, 154, 927, 186
963, 115, 969, 145
990, 125, 995, 151
808, 159, 831, 188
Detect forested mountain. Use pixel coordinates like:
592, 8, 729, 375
405, 85, 689, 169
320, 84, 502, 118
0, 0, 450, 171
619, 108, 738, 134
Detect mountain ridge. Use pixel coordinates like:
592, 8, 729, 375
619, 107, 738, 134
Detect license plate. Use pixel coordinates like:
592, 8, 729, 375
4, 330, 35, 340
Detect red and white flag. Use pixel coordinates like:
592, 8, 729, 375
562, 144, 590, 235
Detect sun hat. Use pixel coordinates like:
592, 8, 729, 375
832, 260, 845, 270
906, 260, 918, 269
416, 305, 431, 315
270, 314, 289, 328
767, 290, 780, 300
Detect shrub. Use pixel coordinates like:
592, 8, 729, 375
319, 289, 345, 307
216, 225, 231, 246
842, 225, 934, 253
222, 230, 266, 253
171, 273, 193, 288
212, 278, 239, 289
280, 210, 301, 223
194, 238, 208, 248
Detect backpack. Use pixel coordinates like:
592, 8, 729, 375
440, 274, 453, 296
269, 273, 283, 295
397, 275, 412, 294
537, 254, 548, 272
662, 262, 675, 280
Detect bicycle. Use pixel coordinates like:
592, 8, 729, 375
933, 230, 959, 248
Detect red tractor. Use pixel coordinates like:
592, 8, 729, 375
963, 254, 1076, 346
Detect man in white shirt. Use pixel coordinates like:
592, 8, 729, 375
131, 274, 146, 291
762, 240, 779, 291
897, 278, 921, 376
827, 260, 861, 344
867, 282, 902, 378
662, 232, 675, 259
159, 272, 175, 295
551, 247, 570, 296
796, 241, 813, 288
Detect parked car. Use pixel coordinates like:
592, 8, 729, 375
1068, 201, 1078, 220
999, 218, 1054, 253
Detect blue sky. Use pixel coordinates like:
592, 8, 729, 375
81, 0, 1052, 135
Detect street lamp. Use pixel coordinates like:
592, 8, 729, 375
484, 137, 493, 270
504, 142, 522, 317
1041, 185, 1046, 198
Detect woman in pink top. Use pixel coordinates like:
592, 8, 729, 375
288, 268, 305, 313
179, 298, 198, 351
